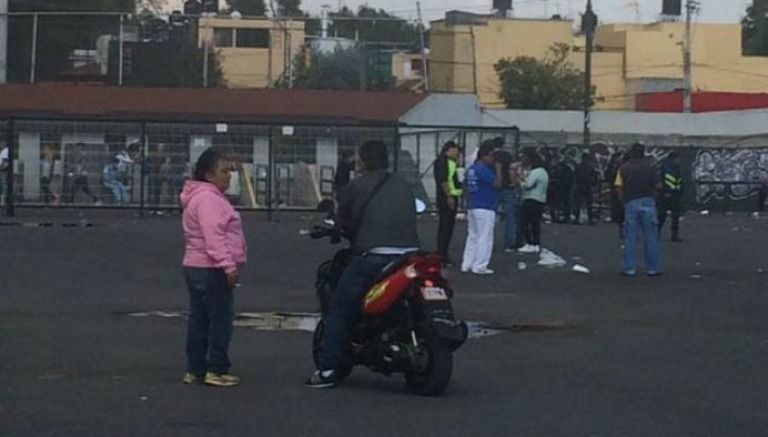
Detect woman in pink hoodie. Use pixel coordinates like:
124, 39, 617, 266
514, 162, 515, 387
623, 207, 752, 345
180, 147, 247, 387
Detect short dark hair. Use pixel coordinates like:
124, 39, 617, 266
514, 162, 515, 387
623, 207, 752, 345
193, 147, 227, 182
668, 151, 680, 160
441, 140, 460, 154
581, 153, 590, 162
477, 139, 496, 159
359, 140, 389, 171
630, 143, 645, 159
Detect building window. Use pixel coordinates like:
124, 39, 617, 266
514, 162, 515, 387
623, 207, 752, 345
235, 28, 270, 48
213, 28, 234, 48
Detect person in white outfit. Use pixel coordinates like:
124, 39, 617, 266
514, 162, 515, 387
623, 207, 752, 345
461, 141, 501, 275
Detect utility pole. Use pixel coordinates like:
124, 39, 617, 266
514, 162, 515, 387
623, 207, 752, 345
682, 0, 699, 113
0, 0, 8, 84
581, 0, 597, 150
416, 1, 429, 91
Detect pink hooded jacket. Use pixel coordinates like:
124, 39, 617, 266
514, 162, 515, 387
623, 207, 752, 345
181, 181, 247, 273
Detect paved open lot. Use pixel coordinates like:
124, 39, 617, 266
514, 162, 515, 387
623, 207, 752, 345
1, 208, 767, 436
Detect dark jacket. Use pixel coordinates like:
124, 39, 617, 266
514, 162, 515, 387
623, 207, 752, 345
338, 170, 420, 253
574, 161, 598, 188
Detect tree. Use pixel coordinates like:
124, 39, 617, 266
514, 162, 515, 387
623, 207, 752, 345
743, 0, 768, 55
292, 47, 367, 91
226, 0, 266, 16
306, 5, 420, 49
494, 43, 594, 110
7, 0, 222, 87
275, 0, 303, 17
8, 0, 136, 82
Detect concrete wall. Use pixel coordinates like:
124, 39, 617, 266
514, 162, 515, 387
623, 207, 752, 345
430, 18, 768, 111
199, 17, 305, 88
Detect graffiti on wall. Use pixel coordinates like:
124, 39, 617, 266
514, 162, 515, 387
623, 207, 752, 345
692, 148, 768, 203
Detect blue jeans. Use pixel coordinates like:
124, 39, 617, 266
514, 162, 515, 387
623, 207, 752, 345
499, 188, 520, 250
623, 197, 661, 274
183, 267, 235, 375
319, 253, 400, 371
104, 182, 129, 205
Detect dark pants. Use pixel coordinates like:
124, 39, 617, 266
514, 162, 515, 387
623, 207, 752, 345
759, 185, 767, 212
183, 267, 235, 376
550, 187, 571, 223
437, 198, 458, 257
68, 175, 97, 203
521, 199, 545, 246
658, 194, 682, 239
499, 188, 520, 249
319, 253, 399, 371
41, 176, 54, 204
573, 186, 595, 224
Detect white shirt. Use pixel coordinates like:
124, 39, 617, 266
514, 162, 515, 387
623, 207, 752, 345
0, 147, 8, 170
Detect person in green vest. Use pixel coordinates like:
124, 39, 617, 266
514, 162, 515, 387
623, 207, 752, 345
658, 151, 684, 243
434, 141, 463, 264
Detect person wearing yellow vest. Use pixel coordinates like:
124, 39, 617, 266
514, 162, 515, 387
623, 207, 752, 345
658, 151, 684, 243
434, 141, 463, 264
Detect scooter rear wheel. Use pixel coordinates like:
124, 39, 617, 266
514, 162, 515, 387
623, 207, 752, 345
404, 329, 453, 396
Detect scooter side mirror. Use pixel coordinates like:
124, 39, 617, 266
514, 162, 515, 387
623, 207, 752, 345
415, 198, 427, 214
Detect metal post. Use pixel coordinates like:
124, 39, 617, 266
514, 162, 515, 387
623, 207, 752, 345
266, 128, 273, 221
0, 0, 8, 84
682, 0, 698, 113
118, 14, 124, 86
139, 122, 147, 217
581, 0, 597, 150
202, 25, 209, 87
416, 1, 429, 91
513, 126, 521, 160
392, 127, 400, 173
30, 13, 38, 84
5, 118, 14, 217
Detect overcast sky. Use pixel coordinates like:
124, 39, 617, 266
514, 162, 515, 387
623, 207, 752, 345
166, 1, 752, 25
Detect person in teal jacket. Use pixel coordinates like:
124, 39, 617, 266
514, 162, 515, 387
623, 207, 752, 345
517, 149, 549, 254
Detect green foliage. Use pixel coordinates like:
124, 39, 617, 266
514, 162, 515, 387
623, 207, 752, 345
276, 0, 303, 17
9, 0, 135, 12
306, 5, 420, 49
743, 0, 768, 55
494, 43, 594, 110
291, 47, 366, 90
225, 0, 266, 16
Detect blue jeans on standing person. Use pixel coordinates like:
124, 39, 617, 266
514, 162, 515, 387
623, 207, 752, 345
499, 187, 520, 250
623, 197, 661, 275
319, 253, 401, 372
183, 267, 235, 376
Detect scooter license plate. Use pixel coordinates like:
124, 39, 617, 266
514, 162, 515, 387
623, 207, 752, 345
421, 286, 448, 301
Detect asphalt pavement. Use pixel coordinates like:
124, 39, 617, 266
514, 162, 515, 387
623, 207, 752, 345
1, 208, 766, 437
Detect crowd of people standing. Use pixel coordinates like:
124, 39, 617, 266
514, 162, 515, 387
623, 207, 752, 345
434, 139, 688, 277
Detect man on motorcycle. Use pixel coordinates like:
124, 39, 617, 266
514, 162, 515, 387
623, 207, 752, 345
306, 140, 421, 388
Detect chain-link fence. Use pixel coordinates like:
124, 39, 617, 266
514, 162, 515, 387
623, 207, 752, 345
0, 116, 521, 217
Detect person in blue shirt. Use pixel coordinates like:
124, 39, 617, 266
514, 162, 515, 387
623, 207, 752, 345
461, 140, 501, 275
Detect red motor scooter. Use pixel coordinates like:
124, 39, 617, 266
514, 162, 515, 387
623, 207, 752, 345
310, 224, 467, 396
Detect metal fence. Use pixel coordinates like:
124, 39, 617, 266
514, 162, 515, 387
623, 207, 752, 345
0, 116, 521, 217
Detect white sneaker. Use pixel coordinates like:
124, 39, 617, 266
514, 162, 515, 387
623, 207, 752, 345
472, 268, 495, 275
460, 266, 470, 273
518, 245, 540, 254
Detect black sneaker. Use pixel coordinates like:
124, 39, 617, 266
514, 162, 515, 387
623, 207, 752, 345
305, 370, 337, 389
671, 236, 683, 243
